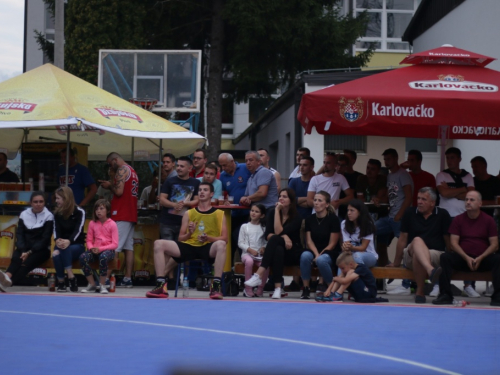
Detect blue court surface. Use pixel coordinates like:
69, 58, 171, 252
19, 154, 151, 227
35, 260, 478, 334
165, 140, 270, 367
1, 294, 499, 375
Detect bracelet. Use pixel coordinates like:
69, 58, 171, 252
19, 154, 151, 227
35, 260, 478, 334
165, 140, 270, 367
27, 250, 32, 255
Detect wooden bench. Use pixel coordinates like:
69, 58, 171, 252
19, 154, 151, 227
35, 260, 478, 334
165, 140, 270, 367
0, 256, 120, 272
233, 263, 492, 282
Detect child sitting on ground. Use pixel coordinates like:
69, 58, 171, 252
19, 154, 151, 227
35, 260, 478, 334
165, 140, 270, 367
319, 251, 377, 303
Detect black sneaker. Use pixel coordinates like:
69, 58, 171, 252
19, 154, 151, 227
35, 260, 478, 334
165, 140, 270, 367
301, 287, 310, 299
68, 277, 78, 292
56, 281, 67, 293
432, 293, 453, 305
145, 282, 169, 298
285, 280, 301, 292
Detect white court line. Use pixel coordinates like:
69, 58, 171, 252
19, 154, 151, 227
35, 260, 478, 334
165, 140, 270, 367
0, 310, 460, 375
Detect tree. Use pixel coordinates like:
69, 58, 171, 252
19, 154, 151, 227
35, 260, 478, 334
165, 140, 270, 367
38, 0, 372, 161
64, 0, 146, 84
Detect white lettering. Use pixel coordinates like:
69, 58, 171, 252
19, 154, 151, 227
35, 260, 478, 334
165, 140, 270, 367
371, 103, 435, 118
409, 80, 497, 92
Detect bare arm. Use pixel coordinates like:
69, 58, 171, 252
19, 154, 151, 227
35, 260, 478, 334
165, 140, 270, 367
334, 188, 354, 208
247, 185, 269, 203
437, 183, 471, 199
79, 183, 97, 207
306, 191, 315, 208
107, 165, 129, 197
177, 212, 192, 242
274, 171, 281, 191
305, 231, 320, 257
394, 185, 412, 221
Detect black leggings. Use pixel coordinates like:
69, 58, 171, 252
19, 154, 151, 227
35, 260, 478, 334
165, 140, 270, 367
260, 235, 301, 281
6, 249, 51, 285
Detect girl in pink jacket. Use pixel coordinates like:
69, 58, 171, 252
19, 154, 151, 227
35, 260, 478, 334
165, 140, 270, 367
79, 199, 118, 294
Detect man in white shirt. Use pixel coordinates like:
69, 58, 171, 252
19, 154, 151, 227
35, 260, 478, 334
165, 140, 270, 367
307, 153, 353, 213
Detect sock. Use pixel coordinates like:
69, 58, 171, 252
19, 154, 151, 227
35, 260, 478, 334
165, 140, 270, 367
123, 277, 131, 282
212, 277, 221, 284
156, 277, 166, 284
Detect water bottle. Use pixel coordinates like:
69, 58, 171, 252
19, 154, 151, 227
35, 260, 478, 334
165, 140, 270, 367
109, 274, 116, 293
452, 299, 470, 307
48, 273, 56, 292
182, 276, 189, 298
198, 220, 205, 242
365, 188, 371, 203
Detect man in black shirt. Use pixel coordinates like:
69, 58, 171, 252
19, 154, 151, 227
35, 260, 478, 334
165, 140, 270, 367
470, 156, 500, 216
0, 152, 19, 183
388, 187, 452, 303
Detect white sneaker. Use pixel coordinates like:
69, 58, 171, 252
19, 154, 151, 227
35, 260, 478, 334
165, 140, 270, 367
81, 284, 97, 293
429, 284, 439, 297
463, 285, 481, 298
100, 286, 109, 294
387, 285, 411, 295
0, 270, 12, 292
484, 284, 494, 297
244, 273, 262, 287
271, 288, 281, 299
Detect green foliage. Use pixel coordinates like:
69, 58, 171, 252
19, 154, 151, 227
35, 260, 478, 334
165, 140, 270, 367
224, 0, 373, 101
64, 0, 147, 84
34, 30, 54, 63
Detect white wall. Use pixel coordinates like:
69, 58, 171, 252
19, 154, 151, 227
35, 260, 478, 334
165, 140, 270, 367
25, 0, 46, 72
411, 0, 500, 175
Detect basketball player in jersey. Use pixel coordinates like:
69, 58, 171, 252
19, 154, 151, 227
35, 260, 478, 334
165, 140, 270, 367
99, 152, 139, 288
146, 182, 228, 299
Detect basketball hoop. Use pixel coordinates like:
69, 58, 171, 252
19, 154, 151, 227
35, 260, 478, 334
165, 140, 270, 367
129, 98, 158, 112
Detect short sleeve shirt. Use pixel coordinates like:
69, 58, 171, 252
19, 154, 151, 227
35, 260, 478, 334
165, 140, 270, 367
58, 163, 95, 205
288, 177, 312, 219
245, 166, 279, 208
304, 213, 340, 257
409, 170, 436, 207
400, 206, 452, 251
448, 211, 498, 257
341, 221, 377, 258
436, 170, 474, 217
387, 168, 413, 218
308, 173, 350, 214
160, 176, 200, 226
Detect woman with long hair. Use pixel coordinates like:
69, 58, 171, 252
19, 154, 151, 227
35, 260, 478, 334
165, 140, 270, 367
0, 191, 54, 291
299, 191, 341, 299
341, 199, 377, 267
245, 188, 303, 299
52, 186, 86, 292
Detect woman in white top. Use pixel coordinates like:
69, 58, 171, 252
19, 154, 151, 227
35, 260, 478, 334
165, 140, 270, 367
341, 199, 378, 268
238, 203, 269, 297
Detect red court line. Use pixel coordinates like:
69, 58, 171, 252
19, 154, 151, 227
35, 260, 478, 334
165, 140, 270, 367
1, 292, 499, 310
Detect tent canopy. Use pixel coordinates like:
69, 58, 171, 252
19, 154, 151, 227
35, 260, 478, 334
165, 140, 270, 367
0, 64, 205, 160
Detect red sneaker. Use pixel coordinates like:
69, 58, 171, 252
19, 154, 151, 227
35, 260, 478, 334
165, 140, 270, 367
209, 282, 223, 300
146, 282, 169, 298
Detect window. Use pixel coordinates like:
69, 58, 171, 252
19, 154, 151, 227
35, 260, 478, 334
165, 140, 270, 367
354, 0, 421, 52
324, 135, 367, 153
405, 138, 437, 153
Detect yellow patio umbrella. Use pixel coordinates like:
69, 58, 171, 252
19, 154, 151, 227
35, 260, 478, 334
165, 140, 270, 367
0, 64, 205, 160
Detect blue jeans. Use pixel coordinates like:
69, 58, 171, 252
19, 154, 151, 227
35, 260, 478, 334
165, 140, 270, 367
337, 251, 378, 275
375, 216, 401, 245
52, 244, 85, 280
300, 251, 335, 285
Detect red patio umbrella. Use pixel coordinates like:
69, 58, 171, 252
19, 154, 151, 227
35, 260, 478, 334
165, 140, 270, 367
298, 45, 500, 141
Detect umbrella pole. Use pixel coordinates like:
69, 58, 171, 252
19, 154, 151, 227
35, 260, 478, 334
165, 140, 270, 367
65, 125, 70, 187
158, 139, 163, 204
439, 126, 448, 171
131, 137, 135, 168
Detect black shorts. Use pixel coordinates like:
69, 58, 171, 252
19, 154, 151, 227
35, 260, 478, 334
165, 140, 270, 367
172, 241, 216, 264
348, 278, 376, 302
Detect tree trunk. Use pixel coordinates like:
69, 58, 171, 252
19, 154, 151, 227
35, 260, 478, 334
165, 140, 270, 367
206, 0, 224, 161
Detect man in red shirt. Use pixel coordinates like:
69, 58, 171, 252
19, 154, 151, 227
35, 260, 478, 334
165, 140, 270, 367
99, 152, 139, 287
432, 191, 500, 306
401, 149, 436, 207
189, 149, 207, 178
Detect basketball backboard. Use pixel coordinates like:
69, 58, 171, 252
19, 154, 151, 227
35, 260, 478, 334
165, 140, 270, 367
98, 50, 201, 112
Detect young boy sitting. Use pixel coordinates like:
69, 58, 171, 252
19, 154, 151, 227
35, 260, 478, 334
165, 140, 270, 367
319, 252, 377, 303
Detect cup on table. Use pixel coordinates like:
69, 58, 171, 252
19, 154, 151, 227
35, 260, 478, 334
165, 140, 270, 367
357, 192, 364, 200
218, 195, 227, 205
228, 196, 234, 204
211, 198, 219, 206
137, 199, 144, 209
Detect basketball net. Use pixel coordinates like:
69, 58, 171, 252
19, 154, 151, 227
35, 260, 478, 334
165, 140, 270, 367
129, 98, 158, 112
